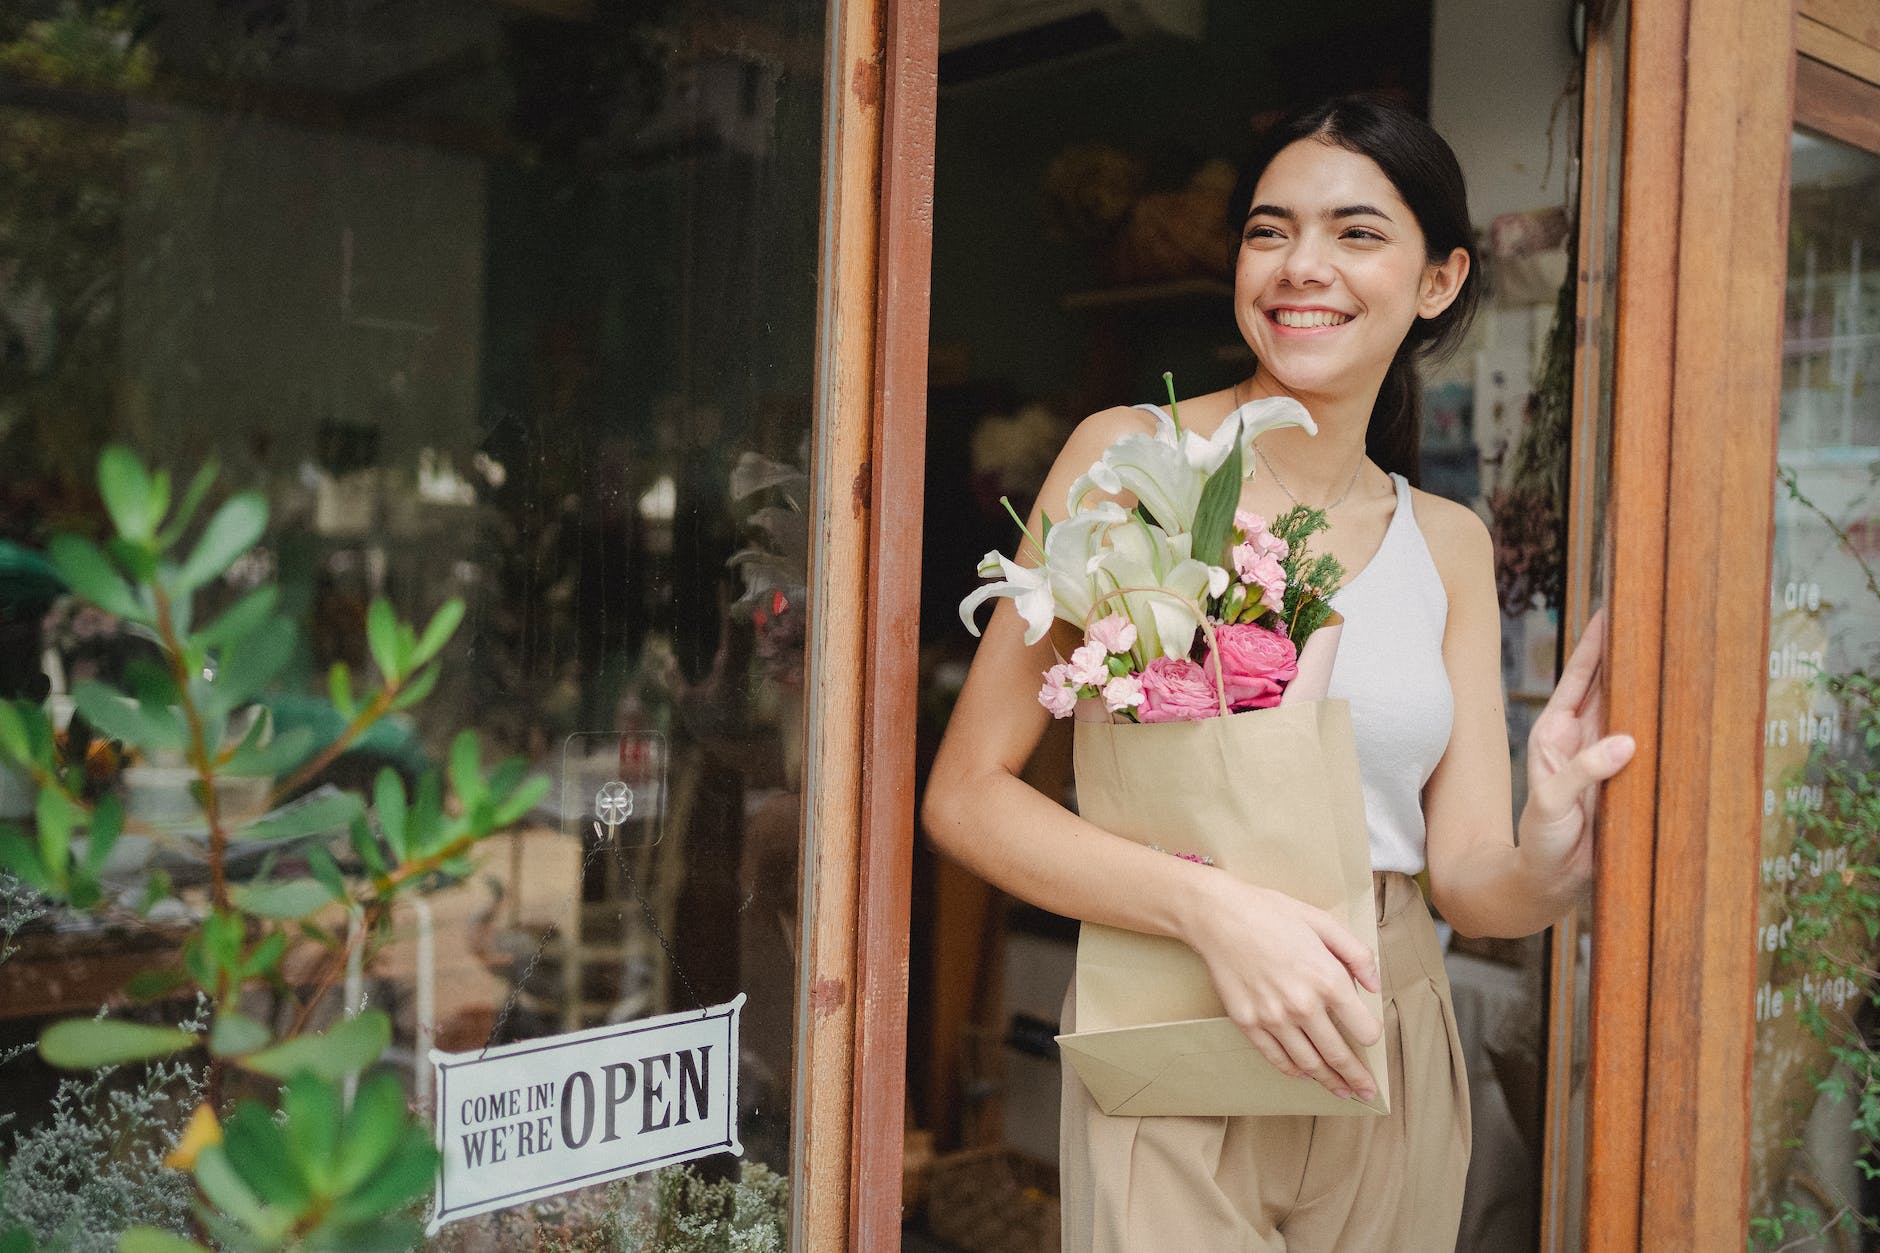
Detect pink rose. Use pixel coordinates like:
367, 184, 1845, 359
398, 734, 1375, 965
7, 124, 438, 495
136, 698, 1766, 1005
1136, 656, 1223, 723
1205, 622, 1297, 710
1101, 674, 1144, 713
1037, 665, 1078, 718
1087, 613, 1138, 656
1067, 642, 1111, 688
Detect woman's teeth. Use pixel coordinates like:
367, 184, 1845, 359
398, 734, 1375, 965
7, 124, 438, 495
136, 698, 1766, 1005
1271, 309, 1351, 328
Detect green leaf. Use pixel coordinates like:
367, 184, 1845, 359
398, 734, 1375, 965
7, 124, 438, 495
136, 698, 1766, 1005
221, 1103, 313, 1211
348, 815, 386, 878
331, 1071, 409, 1194
156, 462, 221, 550
1, 1226, 33, 1253
231, 877, 333, 920
83, 794, 123, 877
327, 661, 354, 721
239, 1010, 390, 1082
411, 599, 465, 668
408, 773, 444, 858
195, 585, 279, 653
35, 788, 78, 891
98, 446, 157, 543
176, 493, 267, 591
0, 703, 29, 764
193, 1145, 280, 1239
206, 907, 246, 963
281, 1075, 342, 1193
39, 1018, 198, 1069
240, 931, 288, 981
111, 539, 158, 586
365, 600, 400, 682
68, 875, 102, 910
208, 1011, 272, 1057
206, 625, 295, 715
235, 791, 364, 842
330, 1127, 436, 1224
73, 681, 186, 754
124, 967, 191, 1001
388, 662, 441, 712
1189, 440, 1243, 572
47, 535, 143, 621
0, 829, 52, 893
305, 846, 346, 904
447, 732, 482, 809
374, 770, 408, 860
489, 775, 550, 830
119, 1228, 211, 1253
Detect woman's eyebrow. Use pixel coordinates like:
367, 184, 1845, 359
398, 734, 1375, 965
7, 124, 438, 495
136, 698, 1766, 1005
1244, 202, 1395, 222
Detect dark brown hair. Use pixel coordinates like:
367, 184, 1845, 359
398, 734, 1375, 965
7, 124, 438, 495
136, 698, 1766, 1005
1229, 96, 1481, 486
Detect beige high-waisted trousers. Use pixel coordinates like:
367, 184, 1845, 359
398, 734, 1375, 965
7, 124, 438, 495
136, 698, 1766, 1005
1058, 872, 1471, 1252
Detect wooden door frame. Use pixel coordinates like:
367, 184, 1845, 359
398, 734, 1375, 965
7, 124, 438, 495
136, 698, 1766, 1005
795, 0, 937, 1247
1581, 0, 1798, 1246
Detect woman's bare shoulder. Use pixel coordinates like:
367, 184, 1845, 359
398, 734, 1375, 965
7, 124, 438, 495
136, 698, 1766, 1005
1405, 486, 1494, 591
1065, 403, 1158, 454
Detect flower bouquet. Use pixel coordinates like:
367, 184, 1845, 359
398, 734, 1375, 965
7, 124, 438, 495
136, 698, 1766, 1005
960, 379, 1386, 1118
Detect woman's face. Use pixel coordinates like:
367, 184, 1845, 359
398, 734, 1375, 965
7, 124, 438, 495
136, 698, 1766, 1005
1234, 138, 1467, 405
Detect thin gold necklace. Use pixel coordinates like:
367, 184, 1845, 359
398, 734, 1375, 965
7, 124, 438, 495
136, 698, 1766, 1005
1236, 378, 1366, 511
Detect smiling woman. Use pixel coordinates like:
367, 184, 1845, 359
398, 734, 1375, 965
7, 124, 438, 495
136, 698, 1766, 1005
921, 95, 1633, 1252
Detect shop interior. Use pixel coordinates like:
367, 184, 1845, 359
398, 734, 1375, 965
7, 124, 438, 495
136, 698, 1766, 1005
906, 1, 1591, 1248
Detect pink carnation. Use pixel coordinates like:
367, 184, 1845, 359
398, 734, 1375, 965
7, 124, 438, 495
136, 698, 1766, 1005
1233, 509, 1290, 560
1205, 622, 1297, 710
1037, 665, 1078, 718
1233, 546, 1288, 615
1136, 656, 1223, 723
1087, 613, 1138, 656
1067, 642, 1111, 688
1101, 674, 1145, 713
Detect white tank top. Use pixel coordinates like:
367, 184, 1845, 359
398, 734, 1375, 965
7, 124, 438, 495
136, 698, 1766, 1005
1324, 472, 1454, 874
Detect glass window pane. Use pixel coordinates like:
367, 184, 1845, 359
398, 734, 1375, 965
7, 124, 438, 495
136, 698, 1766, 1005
1749, 122, 1880, 1249
0, 1, 825, 1244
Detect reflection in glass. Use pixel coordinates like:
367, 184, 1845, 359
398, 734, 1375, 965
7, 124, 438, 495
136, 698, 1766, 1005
0, 1, 824, 1244
1749, 125, 1880, 1249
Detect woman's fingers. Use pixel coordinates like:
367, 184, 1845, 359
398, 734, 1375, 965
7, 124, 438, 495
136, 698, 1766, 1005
1532, 734, 1637, 822
1548, 610, 1606, 717
1305, 910, 1382, 994
1301, 1016, 1378, 1099
1246, 1027, 1303, 1080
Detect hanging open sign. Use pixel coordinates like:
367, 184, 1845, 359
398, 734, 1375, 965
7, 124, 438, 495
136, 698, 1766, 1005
427, 996, 744, 1232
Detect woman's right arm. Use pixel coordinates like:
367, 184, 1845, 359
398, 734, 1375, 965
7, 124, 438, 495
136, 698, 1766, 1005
920, 409, 1387, 1101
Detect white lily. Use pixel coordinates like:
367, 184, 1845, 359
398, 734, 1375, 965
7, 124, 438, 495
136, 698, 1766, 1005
1066, 395, 1317, 531
1093, 514, 1215, 660
960, 501, 1127, 645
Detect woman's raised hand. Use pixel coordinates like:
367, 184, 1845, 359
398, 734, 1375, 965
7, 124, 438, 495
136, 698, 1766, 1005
1519, 608, 1637, 890
1183, 876, 1384, 1101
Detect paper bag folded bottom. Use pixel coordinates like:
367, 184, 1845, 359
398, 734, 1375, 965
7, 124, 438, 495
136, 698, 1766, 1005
1057, 1016, 1389, 1118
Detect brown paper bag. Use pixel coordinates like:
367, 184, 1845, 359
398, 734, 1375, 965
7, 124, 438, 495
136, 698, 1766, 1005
1058, 697, 1386, 1117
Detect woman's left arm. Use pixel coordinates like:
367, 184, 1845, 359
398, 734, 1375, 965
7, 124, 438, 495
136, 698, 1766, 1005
1420, 501, 1637, 938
